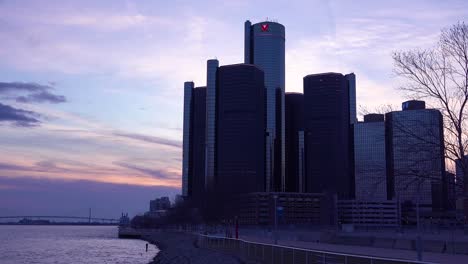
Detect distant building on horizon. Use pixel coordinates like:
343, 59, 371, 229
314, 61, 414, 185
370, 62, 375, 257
303, 72, 356, 199
245, 20, 285, 192
216, 64, 266, 196
150, 197, 171, 212
354, 114, 387, 200
385, 100, 445, 211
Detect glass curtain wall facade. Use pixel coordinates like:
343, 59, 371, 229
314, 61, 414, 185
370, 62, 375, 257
354, 114, 387, 200
216, 64, 266, 195
303, 73, 353, 199
285, 92, 304, 192
205, 59, 219, 192
191, 87, 206, 203
385, 103, 445, 210
182, 81, 194, 196
245, 20, 285, 192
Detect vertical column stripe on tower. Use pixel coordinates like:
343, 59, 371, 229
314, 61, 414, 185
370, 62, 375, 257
182, 81, 194, 196
298, 130, 305, 193
205, 59, 219, 192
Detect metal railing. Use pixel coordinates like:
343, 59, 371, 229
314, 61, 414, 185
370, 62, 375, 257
197, 234, 436, 264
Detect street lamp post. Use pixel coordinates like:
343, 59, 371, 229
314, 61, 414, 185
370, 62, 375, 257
416, 189, 422, 261
410, 169, 423, 261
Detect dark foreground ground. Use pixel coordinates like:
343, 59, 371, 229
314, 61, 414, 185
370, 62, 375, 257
142, 231, 243, 264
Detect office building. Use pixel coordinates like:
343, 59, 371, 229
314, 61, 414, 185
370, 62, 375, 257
354, 114, 387, 200
148, 197, 171, 218
191, 87, 207, 202
181, 82, 207, 201
182, 81, 194, 196
385, 100, 445, 211
303, 72, 356, 199
285, 92, 304, 192
455, 156, 467, 197
345, 73, 357, 124
444, 172, 456, 210
245, 20, 285, 192
205, 59, 219, 192
150, 197, 171, 212
337, 200, 399, 228
216, 64, 266, 196
237, 192, 332, 225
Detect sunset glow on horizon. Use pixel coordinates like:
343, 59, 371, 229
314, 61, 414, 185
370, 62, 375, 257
1, 0, 467, 218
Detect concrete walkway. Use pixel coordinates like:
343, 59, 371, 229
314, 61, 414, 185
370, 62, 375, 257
143, 231, 243, 264
241, 235, 468, 264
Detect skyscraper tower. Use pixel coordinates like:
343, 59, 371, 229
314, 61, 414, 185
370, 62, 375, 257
191, 86, 207, 203
303, 73, 355, 199
385, 100, 445, 210
182, 81, 194, 196
205, 59, 219, 192
285, 92, 304, 192
216, 64, 266, 195
181, 82, 207, 200
354, 114, 387, 200
245, 20, 285, 192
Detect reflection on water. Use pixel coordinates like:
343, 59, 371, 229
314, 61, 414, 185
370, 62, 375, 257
0, 225, 158, 264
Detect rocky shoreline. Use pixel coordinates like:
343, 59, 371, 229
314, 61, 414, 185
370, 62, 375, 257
141, 231, 243, 264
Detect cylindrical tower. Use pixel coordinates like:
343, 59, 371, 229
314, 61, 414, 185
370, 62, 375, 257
245, 20, 286, 191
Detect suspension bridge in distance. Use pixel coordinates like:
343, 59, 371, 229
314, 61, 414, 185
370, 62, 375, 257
0, 215, 120, 225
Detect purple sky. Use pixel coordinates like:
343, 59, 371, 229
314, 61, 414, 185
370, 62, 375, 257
0, 0, 467, 219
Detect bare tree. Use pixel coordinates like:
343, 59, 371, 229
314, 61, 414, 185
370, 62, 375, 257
357, 104, 458, 214
358, 104, 397, 118
392, 22, 468, 194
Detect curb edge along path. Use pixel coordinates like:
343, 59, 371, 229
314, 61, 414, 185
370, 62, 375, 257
143, 231, 243, 264
242, 236, 468, 264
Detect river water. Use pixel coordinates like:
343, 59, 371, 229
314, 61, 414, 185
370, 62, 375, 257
0, 225, 158, 264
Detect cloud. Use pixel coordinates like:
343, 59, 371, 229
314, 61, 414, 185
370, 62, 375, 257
16, 91, 66, 103
0, 162, 30, 171
0, 82, 51, 93
0, 102, 41, 127
115, 162, 179, 180
0, 82, 67, 104
113, 132, 182, 148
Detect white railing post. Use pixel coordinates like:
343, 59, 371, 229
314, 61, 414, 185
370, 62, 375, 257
199, 234, 424, 264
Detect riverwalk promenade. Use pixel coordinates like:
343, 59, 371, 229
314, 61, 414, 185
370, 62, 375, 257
139, 230, 242, 264
120, 227, 468, 263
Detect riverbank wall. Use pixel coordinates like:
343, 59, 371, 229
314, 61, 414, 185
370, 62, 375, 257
118, 228, 243, 264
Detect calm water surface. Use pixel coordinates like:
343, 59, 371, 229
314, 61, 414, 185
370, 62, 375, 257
0, 225, 158, 264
